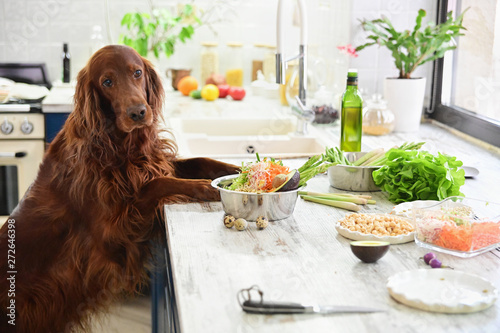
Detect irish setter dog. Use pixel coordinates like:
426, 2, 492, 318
0, 45, 238, 332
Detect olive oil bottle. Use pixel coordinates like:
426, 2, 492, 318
340, 69, 363, 152
62, 43, 71, 83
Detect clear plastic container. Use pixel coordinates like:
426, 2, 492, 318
225, 42, 244, 87
414, 197, 500, 258
200, 42, 219, 85
362, 94, 395, 136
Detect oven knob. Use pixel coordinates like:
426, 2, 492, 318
21, 118, 34, 134
1, 118, 13, 134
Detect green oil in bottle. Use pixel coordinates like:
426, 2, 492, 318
341, 69, 363, 152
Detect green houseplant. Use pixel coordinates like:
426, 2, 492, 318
356, 9, 467, 79
354, 9, 467, 132
119, 2, 201, 59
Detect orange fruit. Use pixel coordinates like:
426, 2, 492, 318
201, 84, 219, 101
178, 76, 198, 96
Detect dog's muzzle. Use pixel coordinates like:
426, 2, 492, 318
127, 104, 147, 122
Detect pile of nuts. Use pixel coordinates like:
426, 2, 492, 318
338, 213, 414, 237
223, 214, 269, 231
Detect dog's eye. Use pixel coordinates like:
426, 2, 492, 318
102, 79, 113, 87
134, 70, 142, 78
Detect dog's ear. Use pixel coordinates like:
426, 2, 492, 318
72, 65, 107, 136
143, 57, 164, 120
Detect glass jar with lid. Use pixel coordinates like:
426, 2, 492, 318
285, 63, 319, 107
362, 94, 395, 136
225, 42, 244, 87
279, 60, 297, 106
200, 42, 219, 85
251, 43, 266, 82
309, 86, 339, 125
262, 45, 276, 82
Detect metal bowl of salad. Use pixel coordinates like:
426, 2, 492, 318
212, 174, 301, 222
211, 157, 303, 221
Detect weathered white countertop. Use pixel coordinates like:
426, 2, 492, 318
162, 118, 500, 333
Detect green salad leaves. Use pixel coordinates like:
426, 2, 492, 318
372, 149, 465, 203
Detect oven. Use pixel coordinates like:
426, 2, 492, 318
0, 63, 49, 223
0, 112, 45, 221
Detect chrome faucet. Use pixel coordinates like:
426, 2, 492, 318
276, 0, 313, 134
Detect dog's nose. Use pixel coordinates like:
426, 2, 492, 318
126, 104, 147, 121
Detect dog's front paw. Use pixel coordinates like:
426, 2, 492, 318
191, 179, 221, 202
227, 164, 241, 176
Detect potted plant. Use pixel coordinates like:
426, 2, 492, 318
355, 9, 467, 132
119, 2, 201, 60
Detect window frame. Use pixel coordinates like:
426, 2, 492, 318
429, 0, 500, 148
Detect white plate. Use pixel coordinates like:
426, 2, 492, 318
335, 223, 414, 244
390, 200, 439, 219
387, 269, 498, 313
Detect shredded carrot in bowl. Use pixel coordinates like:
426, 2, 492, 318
229, 158, 289, 193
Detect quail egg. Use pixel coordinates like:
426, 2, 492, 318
234, 218, 248, 231
223, 214, 236, 228
255, 216, 269, 229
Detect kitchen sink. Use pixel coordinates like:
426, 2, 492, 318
166, 102, 326, 158
168, 116, 297, 136
177, 133, 325, 158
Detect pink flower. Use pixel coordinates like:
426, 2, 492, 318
337, 44, 359, 58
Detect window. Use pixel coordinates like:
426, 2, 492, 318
430, 0, 500, 147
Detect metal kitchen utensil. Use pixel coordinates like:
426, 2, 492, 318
237, 285, 384, 314
461, 166, 479, 178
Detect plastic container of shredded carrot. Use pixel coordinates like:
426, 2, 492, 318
413, 196, 500, 258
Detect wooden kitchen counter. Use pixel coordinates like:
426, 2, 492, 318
154, 122, 500, 333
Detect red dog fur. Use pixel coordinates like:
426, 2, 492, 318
0, 45, 238, 332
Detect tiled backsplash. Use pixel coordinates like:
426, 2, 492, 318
351, 0, 436, 100
1, 0, 435, 101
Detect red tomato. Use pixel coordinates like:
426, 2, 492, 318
228, 87, 246, 101
217, 84, 230, 98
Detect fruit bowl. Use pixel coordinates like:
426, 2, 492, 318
211, 174, 301, 221
413, 196, 500, 258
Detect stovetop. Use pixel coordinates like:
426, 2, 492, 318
0, 100, 43, 113
0, 99, 45, 138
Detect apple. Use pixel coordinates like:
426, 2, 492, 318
217, 84, 230, 98
205, 73, 226, 86
228, 87, 246, 101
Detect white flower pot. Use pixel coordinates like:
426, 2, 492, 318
383, 77, 426, 132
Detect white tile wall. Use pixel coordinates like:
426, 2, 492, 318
0, 0, 437, 102
350, 0, 436, 103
